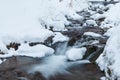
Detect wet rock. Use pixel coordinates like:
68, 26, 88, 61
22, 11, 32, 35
88, 47, 104, 63
99, 37, 108, 44
83, 45, 97, 59
0, 56, 40, 71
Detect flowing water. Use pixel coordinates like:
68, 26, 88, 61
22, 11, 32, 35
25, 42, 104, 80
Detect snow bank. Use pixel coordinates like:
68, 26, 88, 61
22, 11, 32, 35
84, 32, 102, 38
0, 28, 54, 44
66, 47, 87, 61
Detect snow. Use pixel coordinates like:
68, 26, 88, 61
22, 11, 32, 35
0, 60, 3, 64
84, 32, 102, 38
104, 27, 116, 37
66, 47, 87, 61
0, 0, 88, 56
83, 20, 98, 27
96, 3, 120, 79
96, 24, 120, 79
0, 28, 54, 44
100, 76, 106, 80
53, 32, 69, 44
90, 13, 105, 20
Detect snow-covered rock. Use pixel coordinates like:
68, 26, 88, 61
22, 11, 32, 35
66, 47, 87, 61
17, 44, 55, 58
53, 32, 69, 44
0, 44, 55, 58
84, 20, 98, 27
84, 32, 102, 38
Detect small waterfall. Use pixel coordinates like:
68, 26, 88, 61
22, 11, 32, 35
54, 41, 68, 55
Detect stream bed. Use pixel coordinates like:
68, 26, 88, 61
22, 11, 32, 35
0, 55, 104, 80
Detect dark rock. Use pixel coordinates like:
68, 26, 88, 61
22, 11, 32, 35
6, 43, 20, 50
83, 45, 97, 59
29, 42, 43, 46
89, 47, 104, 63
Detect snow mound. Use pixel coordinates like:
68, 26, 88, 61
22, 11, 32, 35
66, 47, 87, 61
